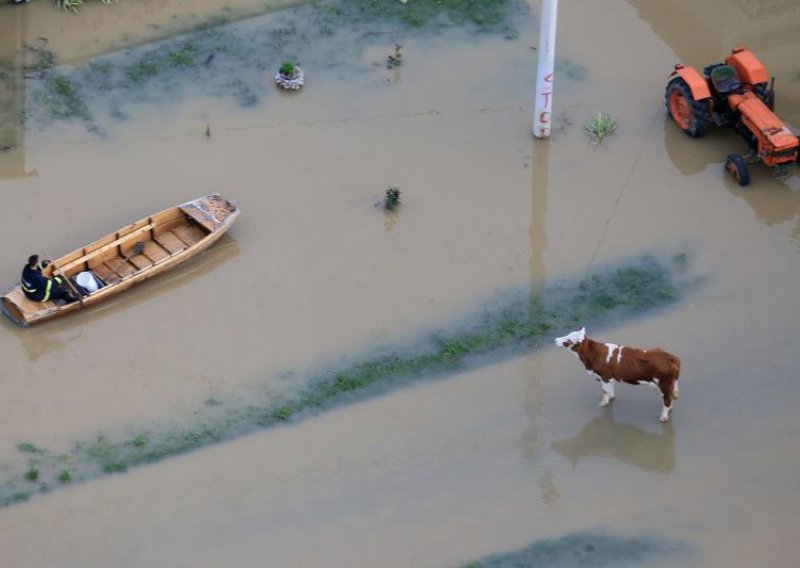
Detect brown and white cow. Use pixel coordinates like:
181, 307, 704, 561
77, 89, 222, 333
554, 327, 681, 422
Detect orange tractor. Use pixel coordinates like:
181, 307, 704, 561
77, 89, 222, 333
665, 47, 799, 186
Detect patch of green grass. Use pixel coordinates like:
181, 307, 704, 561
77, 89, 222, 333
24, 468, 39, 482
17, 443, 43, 454
584, 112, 618, 145
168, 42, 199, 67
320, 0, 523, 36
132, 435, 149, 448
44, 75, 90, 120
58, 469, 72, 483
463, 531, 689, 567
102, 462, 127, 474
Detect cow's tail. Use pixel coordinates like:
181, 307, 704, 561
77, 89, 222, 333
670, 354, 681, 400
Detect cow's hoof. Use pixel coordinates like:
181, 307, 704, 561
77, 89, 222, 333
659, 416, 671, 423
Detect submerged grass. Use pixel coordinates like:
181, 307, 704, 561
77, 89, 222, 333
25, 0, 528, 134
463, 531, 690, 567
0, 254, 696, 508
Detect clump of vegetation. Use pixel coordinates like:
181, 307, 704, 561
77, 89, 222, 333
205, 124, 211, 138
44, 75, 90, 121
279, 61, 298, 78
584, 112, 618, 145
132, 435, 149, 448
384, 187, 402, 210
17, 443, 42, 454
462, 531, 689, 567
386, 44, 404, 69
54, 0, 118, 12
24, 468, 39, 482
58, 470, 72, 483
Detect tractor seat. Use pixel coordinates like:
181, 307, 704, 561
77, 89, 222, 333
710, 65, 741, 94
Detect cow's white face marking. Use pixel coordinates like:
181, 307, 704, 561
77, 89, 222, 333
604, 343, 619, 363
555, 327, 586, 348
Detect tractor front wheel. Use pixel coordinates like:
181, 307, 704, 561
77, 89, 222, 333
665, 78, 711, 137
725, 153, 750, 186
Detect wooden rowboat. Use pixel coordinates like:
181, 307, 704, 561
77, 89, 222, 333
2, 194, 239, 327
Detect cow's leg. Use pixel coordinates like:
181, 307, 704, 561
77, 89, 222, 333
659, 380, 674, 422
600, 379, 615, 407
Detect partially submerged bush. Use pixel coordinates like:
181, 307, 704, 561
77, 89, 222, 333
384, 186, 401, 210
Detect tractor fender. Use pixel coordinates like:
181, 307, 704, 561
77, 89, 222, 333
670, 65, 711, 100
726, 47, 769, 86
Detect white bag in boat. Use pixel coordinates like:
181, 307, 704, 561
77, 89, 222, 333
76, 271, 99, 293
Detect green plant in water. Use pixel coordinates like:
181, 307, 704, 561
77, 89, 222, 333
387, 44, 404, 69
132, 435, 149, 448
583, 112, 618, 145
59, 470, 72, 483
279, 61, 297, 77
24, 468, 39, 482
53, 0, 117, 11
384, 186, 401, 210
53, 0, 84, 12
17, 443, 42, 454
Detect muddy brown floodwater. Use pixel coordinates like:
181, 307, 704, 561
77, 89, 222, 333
1, 0, 800, 566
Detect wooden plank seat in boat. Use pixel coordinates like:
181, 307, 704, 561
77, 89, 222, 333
171, 224, 206, 247
153, 230, 187, 255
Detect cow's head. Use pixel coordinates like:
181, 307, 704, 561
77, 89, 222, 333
554, 327, 586, 349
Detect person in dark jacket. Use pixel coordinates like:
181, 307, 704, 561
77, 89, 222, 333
20, 254, 77, 303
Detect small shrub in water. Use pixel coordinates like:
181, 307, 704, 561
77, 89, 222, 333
279, 61, 297, 77
24, 468, 39, 482
583, 112, 618, 145
384, 187, 401, 210
387, 44, 404, 69
17, 443, 41, 454
59, 469, 72, 483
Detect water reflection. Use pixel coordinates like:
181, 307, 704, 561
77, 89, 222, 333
552, 406, 676, 473
663, 120, 736, 177
0, 6, 28, 178
627, 0, 800, 61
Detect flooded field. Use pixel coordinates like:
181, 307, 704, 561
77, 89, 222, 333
1, 0, 799, 566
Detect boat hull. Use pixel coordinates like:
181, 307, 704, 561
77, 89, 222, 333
2, 194, 239, 327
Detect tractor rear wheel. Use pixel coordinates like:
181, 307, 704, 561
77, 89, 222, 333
725, 153, 750, 186
665, 78, 711, 137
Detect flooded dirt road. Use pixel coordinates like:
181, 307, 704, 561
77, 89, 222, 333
1, 0, 799, 566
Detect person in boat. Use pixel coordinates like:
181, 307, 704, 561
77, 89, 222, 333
20, 254, 78, 304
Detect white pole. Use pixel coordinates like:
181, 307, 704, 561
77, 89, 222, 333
533, 0, 558, 139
